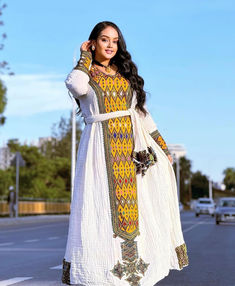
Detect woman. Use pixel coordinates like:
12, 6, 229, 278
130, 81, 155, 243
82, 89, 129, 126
62, 21, 189, 286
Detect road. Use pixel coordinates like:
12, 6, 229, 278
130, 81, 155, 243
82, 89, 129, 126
0, 212, 235, 286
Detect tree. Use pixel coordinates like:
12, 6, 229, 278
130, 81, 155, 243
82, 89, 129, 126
40, 111, 83, 159
172, 156, 192, 204
3, 113, 83, 200
7, 141, 71, 200
223, 168, 235, 192
179, 156, 192, 204
0, 2, 14, 127
191, 171, 209, 199
0, 2, 14, 76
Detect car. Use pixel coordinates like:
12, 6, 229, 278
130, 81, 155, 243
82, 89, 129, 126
195, 198, 215, 217
215, 197, 235, 225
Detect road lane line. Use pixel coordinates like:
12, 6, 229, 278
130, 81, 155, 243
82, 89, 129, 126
182, 218, 211, 233
0, 247, 64, 252
0, 242, 14, 246
0, 277, 33, 286
0, 222, 68, 234
50, 264, 62, 269
24, 239, 39, 242
48, 236, 59, 240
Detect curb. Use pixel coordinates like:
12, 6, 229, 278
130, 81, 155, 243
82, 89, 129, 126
0, 214, 70, 226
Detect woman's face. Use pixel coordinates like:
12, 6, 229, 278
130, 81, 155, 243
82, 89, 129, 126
93, 26, 119, 61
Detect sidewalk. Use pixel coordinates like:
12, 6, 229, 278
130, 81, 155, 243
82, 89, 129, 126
0, 214, 70, 226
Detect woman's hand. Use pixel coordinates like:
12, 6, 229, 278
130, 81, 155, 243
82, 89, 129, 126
167, 154, 173, 165
80, 40, 93, 52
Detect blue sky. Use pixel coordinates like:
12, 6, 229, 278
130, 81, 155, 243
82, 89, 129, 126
0, 0, 234, 183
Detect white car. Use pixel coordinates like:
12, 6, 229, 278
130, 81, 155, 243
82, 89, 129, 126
195, 198, 215, 217
179, 202, 183, 212
215, 197, 235, 224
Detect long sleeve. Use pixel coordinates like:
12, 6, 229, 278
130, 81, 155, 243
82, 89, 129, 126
64, 51, 92, 98
133, 91, 171, 156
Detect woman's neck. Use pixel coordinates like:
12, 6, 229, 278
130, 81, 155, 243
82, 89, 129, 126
94, 55, 110, 66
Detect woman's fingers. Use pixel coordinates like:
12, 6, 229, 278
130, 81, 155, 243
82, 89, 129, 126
80, 40, 92, 52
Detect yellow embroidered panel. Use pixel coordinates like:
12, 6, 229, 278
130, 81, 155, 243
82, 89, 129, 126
89, 66, 139, 240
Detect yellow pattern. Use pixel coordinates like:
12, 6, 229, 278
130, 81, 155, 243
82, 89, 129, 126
89, 66, 139, 237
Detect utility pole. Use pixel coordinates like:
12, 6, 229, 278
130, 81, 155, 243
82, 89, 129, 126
71, 101, 76, 201
70, 45, 80, 201
176, 157, 180, 201
168, 144, 186, 203
209, 177, 213, 199
13, 152, 25, 217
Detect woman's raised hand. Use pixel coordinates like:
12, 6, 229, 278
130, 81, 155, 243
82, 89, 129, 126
80, 40, 92, 52
167, 154, 173, 165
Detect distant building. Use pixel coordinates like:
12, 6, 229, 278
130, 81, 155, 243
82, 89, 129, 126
0, 146, 15, 170
38, 136, 53, 147
29, 136, 52, 148
167, 144, 186, 159
213, 181, 226, 191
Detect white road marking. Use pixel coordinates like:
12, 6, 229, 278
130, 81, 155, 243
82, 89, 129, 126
0, 242, 14, 246
24, 239, 39, 243
0, 277, 33, 286
48, 236, 59, 240
1, 221, 68, 234
50, 264, 62, 269
0, 247, 64, 252
183, 220, 211, 233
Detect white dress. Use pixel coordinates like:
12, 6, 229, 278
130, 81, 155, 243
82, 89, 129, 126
61, 51, 189, 286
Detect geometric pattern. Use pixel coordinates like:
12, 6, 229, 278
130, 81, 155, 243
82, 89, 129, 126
110, 240, 150, 286
175, 243, 189, 269
90, 65, 140, 240
61, 258, 70, 285
150, 129, 170, 156
89, 65, 150, 285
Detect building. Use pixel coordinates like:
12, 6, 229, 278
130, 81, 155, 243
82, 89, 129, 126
0, 146, 15, 170
167, 144, 186, 160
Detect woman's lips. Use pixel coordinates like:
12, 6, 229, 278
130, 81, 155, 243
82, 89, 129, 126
105, 50, 113, 54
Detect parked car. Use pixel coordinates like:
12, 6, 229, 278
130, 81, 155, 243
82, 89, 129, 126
195, 198, 215, 217
215, 197, 235, 225
179, 202, 183, 212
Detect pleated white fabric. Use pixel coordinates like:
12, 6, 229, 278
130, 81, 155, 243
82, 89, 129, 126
63, 69, 188, 286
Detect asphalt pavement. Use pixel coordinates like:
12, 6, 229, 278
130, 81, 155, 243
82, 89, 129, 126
0, 212, 235, 286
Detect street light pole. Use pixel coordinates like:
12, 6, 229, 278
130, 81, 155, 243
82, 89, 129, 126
209, 177, 213, 199
176, 157, 180, 201
15, 152, 19, 218
70, 45, 80, 201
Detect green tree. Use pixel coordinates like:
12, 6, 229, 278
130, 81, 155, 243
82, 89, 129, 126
180, 156, 192, 204
4, 113, 83, 200
173, 156, 192, 204
191, 171, 209, 199
7, 142, 71, 200
0, 2, 14, 126
223, 168, 235, 192
0, 79, 7, 125
40, 111, 82, 159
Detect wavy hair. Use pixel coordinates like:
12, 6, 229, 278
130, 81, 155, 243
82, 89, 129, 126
74, 21, 148, 116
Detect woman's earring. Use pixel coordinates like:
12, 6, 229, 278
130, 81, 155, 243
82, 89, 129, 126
92, 45, 95, 51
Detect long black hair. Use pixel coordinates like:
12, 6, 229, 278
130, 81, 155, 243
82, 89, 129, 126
74, 21, 148, 116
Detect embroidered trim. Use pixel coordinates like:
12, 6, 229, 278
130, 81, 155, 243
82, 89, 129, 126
88, 72, 150, 285
110, 239, 150, 286
132, 146, 157, 176
61, 258, 71, 285
89, 73, 140, 240
175, 243, 189, 269
74, 51, 92, 75
150, 129, 170, 156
